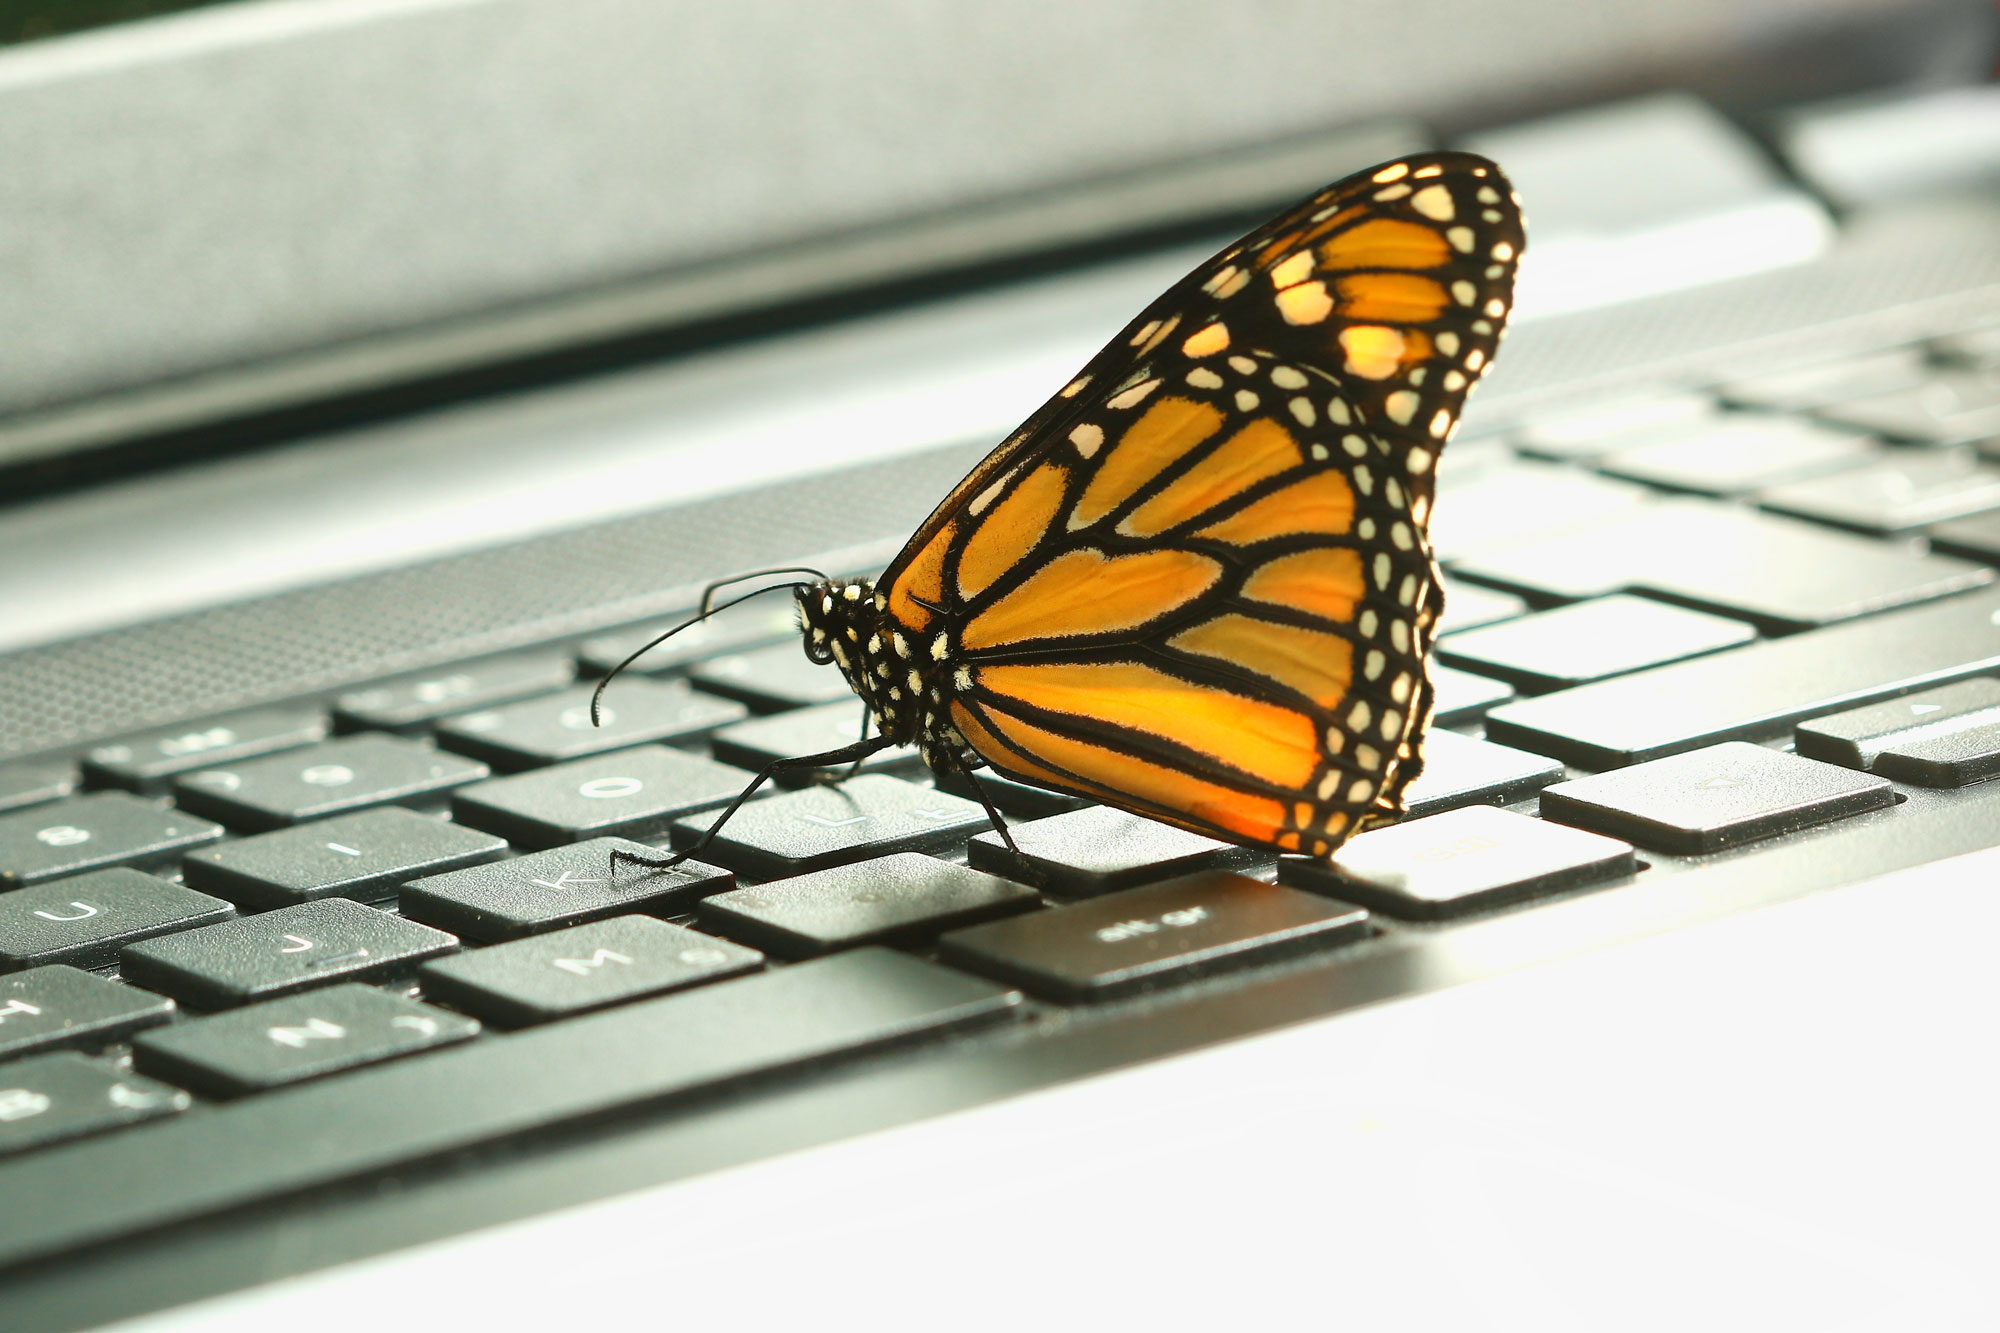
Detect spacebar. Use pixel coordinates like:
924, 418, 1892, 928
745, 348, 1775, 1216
1483, 586, 2000, 768
0, 949, 1020, 1271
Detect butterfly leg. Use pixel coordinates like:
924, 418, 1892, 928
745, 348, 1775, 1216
946, 764, 1047, 889
608, 733, 895, 874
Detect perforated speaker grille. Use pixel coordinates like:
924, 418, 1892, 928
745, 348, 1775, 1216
0, 442, 983, 759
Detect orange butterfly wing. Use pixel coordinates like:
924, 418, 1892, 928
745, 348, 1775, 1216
880, 151, 1525, 855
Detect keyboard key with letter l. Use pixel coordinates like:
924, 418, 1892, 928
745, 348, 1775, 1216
0, 967, 175, 1058
418, 917, 763, 1026
120, 898, 458, 1008
1538, 742, 1894, 854
697, 854, 1040, 957
181, 808, 507, 908
0, 870, 233, 972
1282, 806, 1636, 920
79, 706, 328, 794
332, 650, 576, 733
172, 736, 490, 831
398, 839, 733, 941
0, 794, 222, 889
1454, 500, 1991, 633
450, 746, 753, 849
0, 1054, 189, 1158
1483, 587, 2000, 768
0, 951, 1020, 1271
435, 679, 747, 771
132, 985, 479, 1099
967, 805, 1256, 897
940, 872, 1371, 1003
669, 775, 991, 878
1794, 678, 2000, 770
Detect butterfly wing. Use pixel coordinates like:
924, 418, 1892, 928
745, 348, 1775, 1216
885, 151, 1525, 855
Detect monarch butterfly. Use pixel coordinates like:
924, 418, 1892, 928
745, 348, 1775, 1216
598, 150, 1524, 867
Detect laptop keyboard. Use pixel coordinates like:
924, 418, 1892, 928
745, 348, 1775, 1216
1, 305, 1999, 1264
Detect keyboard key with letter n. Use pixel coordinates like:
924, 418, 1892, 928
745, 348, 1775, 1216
0, 951, 1020, 1271
132, 985, 479, 1099
1483, 587, 2000, 768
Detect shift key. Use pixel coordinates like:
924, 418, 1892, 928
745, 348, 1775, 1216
1485, 586, 2000, 768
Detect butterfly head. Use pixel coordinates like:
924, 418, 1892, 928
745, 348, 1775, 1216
797, 577, 968, 756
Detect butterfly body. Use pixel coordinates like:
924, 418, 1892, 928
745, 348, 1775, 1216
792, 151, 1523, 861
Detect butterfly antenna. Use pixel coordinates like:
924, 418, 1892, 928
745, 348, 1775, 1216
588, 580, 817, 727
697, 565, 831, 617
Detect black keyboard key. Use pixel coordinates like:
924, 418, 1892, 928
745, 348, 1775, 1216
133, 985, 478, 1099
967, 805, 1254, 897
1436, 576, 1527, 634
418, 917, 762, 1026
172, 736, 489, 832
450, 746, 752, 849
332, 651, 576, 732
436, 679, 746, 771
79, 707, 328, 794
1760, 450, 2000, 534
1438, 593, 1756, 691
1402, 730, 1565, 818
0, 967, 175, 1058
671, 775, 990, 878
0, 1055, 188, 1158
698, 854, 1039, 957
933, 768, 1089, 819
1717, 346, 1927, 411
1930, 510, 2000, 564
121, 899, 458, 1008
686, 643, 854, 712
1819, 368, 2000, 445
1511, 391, 1719, 461
1484, 586, 2000, 768
0, 951, 1018, 1270
1598, 417, 1878, 496
399, 838, 732, 942
0, 761, 76, 815
940, 872, 1369, 1002
710, 703, 923, 785
1432, 663, 1515, 723
180, 808, 506, 909
1456, 500, 1992, 632
1539, 742, 1894, 853
1794, 678, 2000, 769
1284, 805, 1635, 920
577, 599, 800, 677
0, 870, 232, 972
0, 794, 222, 889
1429, 462, 1653, 561
1874, 721, 2000, 787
